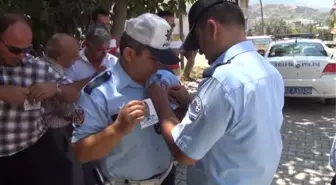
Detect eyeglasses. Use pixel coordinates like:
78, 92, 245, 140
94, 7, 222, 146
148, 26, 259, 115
0, 40, 30, 55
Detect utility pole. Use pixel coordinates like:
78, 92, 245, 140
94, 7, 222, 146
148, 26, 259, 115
178, 0, 185, 69
260, 0, 264, 35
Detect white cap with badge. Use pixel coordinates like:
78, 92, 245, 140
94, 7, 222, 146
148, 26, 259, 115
125, 13, 180, 66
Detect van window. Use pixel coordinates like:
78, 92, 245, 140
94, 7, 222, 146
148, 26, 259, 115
268, 42, 328, 57
247, 38, 271, 46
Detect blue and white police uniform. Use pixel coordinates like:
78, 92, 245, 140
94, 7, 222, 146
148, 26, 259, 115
72, 13, 180, 185
172, 41, 285, 185
72, 63, 173, 184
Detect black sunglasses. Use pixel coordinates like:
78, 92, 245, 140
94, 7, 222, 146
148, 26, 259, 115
0, 40, 30, 54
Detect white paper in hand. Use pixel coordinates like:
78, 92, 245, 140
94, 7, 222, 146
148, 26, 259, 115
169, 98, 179, 110
140, 98, 159, 129
24, 100, 41, 111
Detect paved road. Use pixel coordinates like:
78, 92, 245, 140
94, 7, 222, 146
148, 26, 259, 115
175, 81, 336, 185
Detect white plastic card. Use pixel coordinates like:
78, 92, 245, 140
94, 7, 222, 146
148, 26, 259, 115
24, 100, 41, 111
140, 98, 159, 129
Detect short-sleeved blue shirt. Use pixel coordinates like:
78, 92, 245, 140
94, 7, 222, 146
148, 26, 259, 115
72, 62, 173, 181
172, 41, 285, 185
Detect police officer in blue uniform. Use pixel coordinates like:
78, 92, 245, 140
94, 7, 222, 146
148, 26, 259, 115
71, 13, 180, 185
147, 1, 285, 185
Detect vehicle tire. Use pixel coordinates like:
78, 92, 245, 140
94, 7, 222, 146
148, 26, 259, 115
325, 98, 336, 105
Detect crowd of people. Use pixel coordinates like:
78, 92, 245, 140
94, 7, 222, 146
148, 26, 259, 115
2, 0, 334, 185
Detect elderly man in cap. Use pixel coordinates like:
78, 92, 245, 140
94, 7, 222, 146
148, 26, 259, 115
71, 13, 180, 185
147, 0, 284, 185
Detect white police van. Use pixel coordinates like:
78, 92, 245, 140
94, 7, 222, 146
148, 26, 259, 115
265, 34, 336, 104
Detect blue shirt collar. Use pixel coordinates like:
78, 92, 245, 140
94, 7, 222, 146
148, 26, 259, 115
113, 61, 144, 91
211, 40, 256, 67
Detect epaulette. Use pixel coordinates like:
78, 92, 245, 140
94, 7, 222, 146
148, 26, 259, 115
202, 62, 227, 78
84, 71, 112, 94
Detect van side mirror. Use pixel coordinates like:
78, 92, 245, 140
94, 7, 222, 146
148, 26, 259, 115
331, 51, 335, 59
257, 49, 265, 56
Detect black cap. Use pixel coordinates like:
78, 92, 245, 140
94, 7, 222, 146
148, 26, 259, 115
182, 0, 239, 51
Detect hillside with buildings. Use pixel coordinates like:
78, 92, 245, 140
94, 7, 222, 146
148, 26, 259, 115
248, 4, 330, 26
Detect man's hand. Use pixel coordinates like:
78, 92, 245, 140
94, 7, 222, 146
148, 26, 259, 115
0, 85, 30, 104
114, 100, 145, 135
57, 84, 79, 103
29, 82, 57, 102
167, 85, 190, 109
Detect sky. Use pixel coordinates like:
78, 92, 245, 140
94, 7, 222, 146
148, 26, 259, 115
249, 0, 333, 9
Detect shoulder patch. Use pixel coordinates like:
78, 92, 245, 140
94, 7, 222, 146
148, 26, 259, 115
84, 71, 112, 94
72, 107, 85, 127
188, 95, 203, 120
156, 73, 162, 80
160, 79, 169, 89
202, 62, 228, 78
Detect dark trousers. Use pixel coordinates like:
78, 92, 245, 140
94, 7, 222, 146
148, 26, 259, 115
0, 128, 84, 185
162, 164, 176, 185
332, 175, 335, 185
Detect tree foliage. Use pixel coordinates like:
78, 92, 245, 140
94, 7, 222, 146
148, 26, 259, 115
0, 0, 100, 55
127, 0, 192, 18
329, 7, 336, 39
251, 19, 333, 41
0, 0, 196, 56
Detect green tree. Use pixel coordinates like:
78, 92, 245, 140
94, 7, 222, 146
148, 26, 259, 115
252, 19, 294, 35
111, 0, 196, 42
317, 29, 333, 41
0, 0, 197, 56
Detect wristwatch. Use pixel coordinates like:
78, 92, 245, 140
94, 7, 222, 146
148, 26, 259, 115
56, 83, 62, 94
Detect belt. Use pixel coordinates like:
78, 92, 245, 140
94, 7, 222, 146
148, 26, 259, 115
106, 163, 174, 185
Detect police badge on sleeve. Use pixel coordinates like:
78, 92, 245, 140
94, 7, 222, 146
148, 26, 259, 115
188, 95, 203, 120
72, 107, 85, 127
159, 79, 179, 110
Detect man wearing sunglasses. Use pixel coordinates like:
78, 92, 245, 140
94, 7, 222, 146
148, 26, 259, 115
147, 0, 284, 185
0, 13, 83, 185
66, 24, 117, 90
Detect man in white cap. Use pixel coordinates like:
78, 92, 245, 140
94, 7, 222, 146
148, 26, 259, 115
71, 13, 179, 185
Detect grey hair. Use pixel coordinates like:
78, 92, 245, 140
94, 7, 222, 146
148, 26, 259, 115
85, 24, 111, 45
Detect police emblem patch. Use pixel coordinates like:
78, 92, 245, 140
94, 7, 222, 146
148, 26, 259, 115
72, 108, 85, 127
188, 95, 203, 120
160, 80, 169, 89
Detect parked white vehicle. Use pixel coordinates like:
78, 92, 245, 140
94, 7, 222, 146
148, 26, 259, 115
247, 35, 273, 55
265, 39, 336, 104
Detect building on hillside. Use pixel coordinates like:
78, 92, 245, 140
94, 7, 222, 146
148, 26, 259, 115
286, 19, 316, 26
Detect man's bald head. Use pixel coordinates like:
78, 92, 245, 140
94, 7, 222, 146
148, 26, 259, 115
45, 33, 79, 68
0, 13, 32, 66
46, 33, 78, 59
